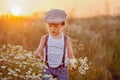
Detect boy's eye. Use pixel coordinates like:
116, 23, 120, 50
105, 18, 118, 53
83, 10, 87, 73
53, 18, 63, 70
48, 24, 59, 27
48, 23, 60, 26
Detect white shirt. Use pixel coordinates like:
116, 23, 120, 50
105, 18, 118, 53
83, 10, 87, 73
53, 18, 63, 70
44, 33, 68, 68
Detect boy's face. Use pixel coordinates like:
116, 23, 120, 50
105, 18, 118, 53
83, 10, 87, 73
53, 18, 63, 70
47, 23, 64, 36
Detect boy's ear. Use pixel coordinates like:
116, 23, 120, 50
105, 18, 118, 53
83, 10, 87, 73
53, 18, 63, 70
61, 21, 65, 26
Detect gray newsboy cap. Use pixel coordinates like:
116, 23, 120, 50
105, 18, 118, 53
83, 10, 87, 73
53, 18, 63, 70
44, 9, 67, 23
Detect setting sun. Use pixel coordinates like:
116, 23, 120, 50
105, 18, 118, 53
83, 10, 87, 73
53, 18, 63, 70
11, 6, 22, 16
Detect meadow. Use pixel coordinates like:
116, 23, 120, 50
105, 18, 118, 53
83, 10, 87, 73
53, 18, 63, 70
0, 15, 120, 80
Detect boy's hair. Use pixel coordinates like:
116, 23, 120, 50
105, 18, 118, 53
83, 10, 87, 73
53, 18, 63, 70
44, 9, 67, 24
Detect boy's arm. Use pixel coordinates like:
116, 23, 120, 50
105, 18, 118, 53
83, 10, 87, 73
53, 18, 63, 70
67, 36, 77, 69
67, 36, 74, 59
34, 35, 47, 59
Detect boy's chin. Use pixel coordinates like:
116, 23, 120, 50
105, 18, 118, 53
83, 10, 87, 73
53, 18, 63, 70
51, 32, 59, 36
52, 33, 57, 36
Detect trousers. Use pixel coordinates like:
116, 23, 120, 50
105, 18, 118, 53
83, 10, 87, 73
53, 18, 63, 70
43, 66, 68, 80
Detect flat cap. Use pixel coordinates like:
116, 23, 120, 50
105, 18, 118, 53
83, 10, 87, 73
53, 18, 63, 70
44, 9, 67, 23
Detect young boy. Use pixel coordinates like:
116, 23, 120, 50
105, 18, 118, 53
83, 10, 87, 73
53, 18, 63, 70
34, 9, 76, 80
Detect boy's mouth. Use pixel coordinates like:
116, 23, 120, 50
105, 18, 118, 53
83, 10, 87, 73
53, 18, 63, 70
51, 31, 55, 33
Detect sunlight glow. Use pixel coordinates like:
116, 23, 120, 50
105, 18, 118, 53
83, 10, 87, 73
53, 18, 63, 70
11, 6, 22, 16
0, 0, 120, 17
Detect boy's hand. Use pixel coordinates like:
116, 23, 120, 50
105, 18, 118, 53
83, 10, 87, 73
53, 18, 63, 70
69, 64, 76, 72
69, 58, 77, 72
33, 51, 41, 59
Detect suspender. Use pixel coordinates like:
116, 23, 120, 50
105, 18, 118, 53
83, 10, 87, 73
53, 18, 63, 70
45, 34, 67, 68
62, 35, 67, 67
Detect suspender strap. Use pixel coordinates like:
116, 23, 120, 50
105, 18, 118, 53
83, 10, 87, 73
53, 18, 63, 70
45, 35, 49, 66
62, 35, 67, 67
45, 34, 67, 68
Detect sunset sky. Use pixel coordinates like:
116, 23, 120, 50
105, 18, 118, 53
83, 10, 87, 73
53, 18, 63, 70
0, 0, 120, 18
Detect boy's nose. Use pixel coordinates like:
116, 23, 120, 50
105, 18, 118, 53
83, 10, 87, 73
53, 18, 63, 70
50, 27, 56, 31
